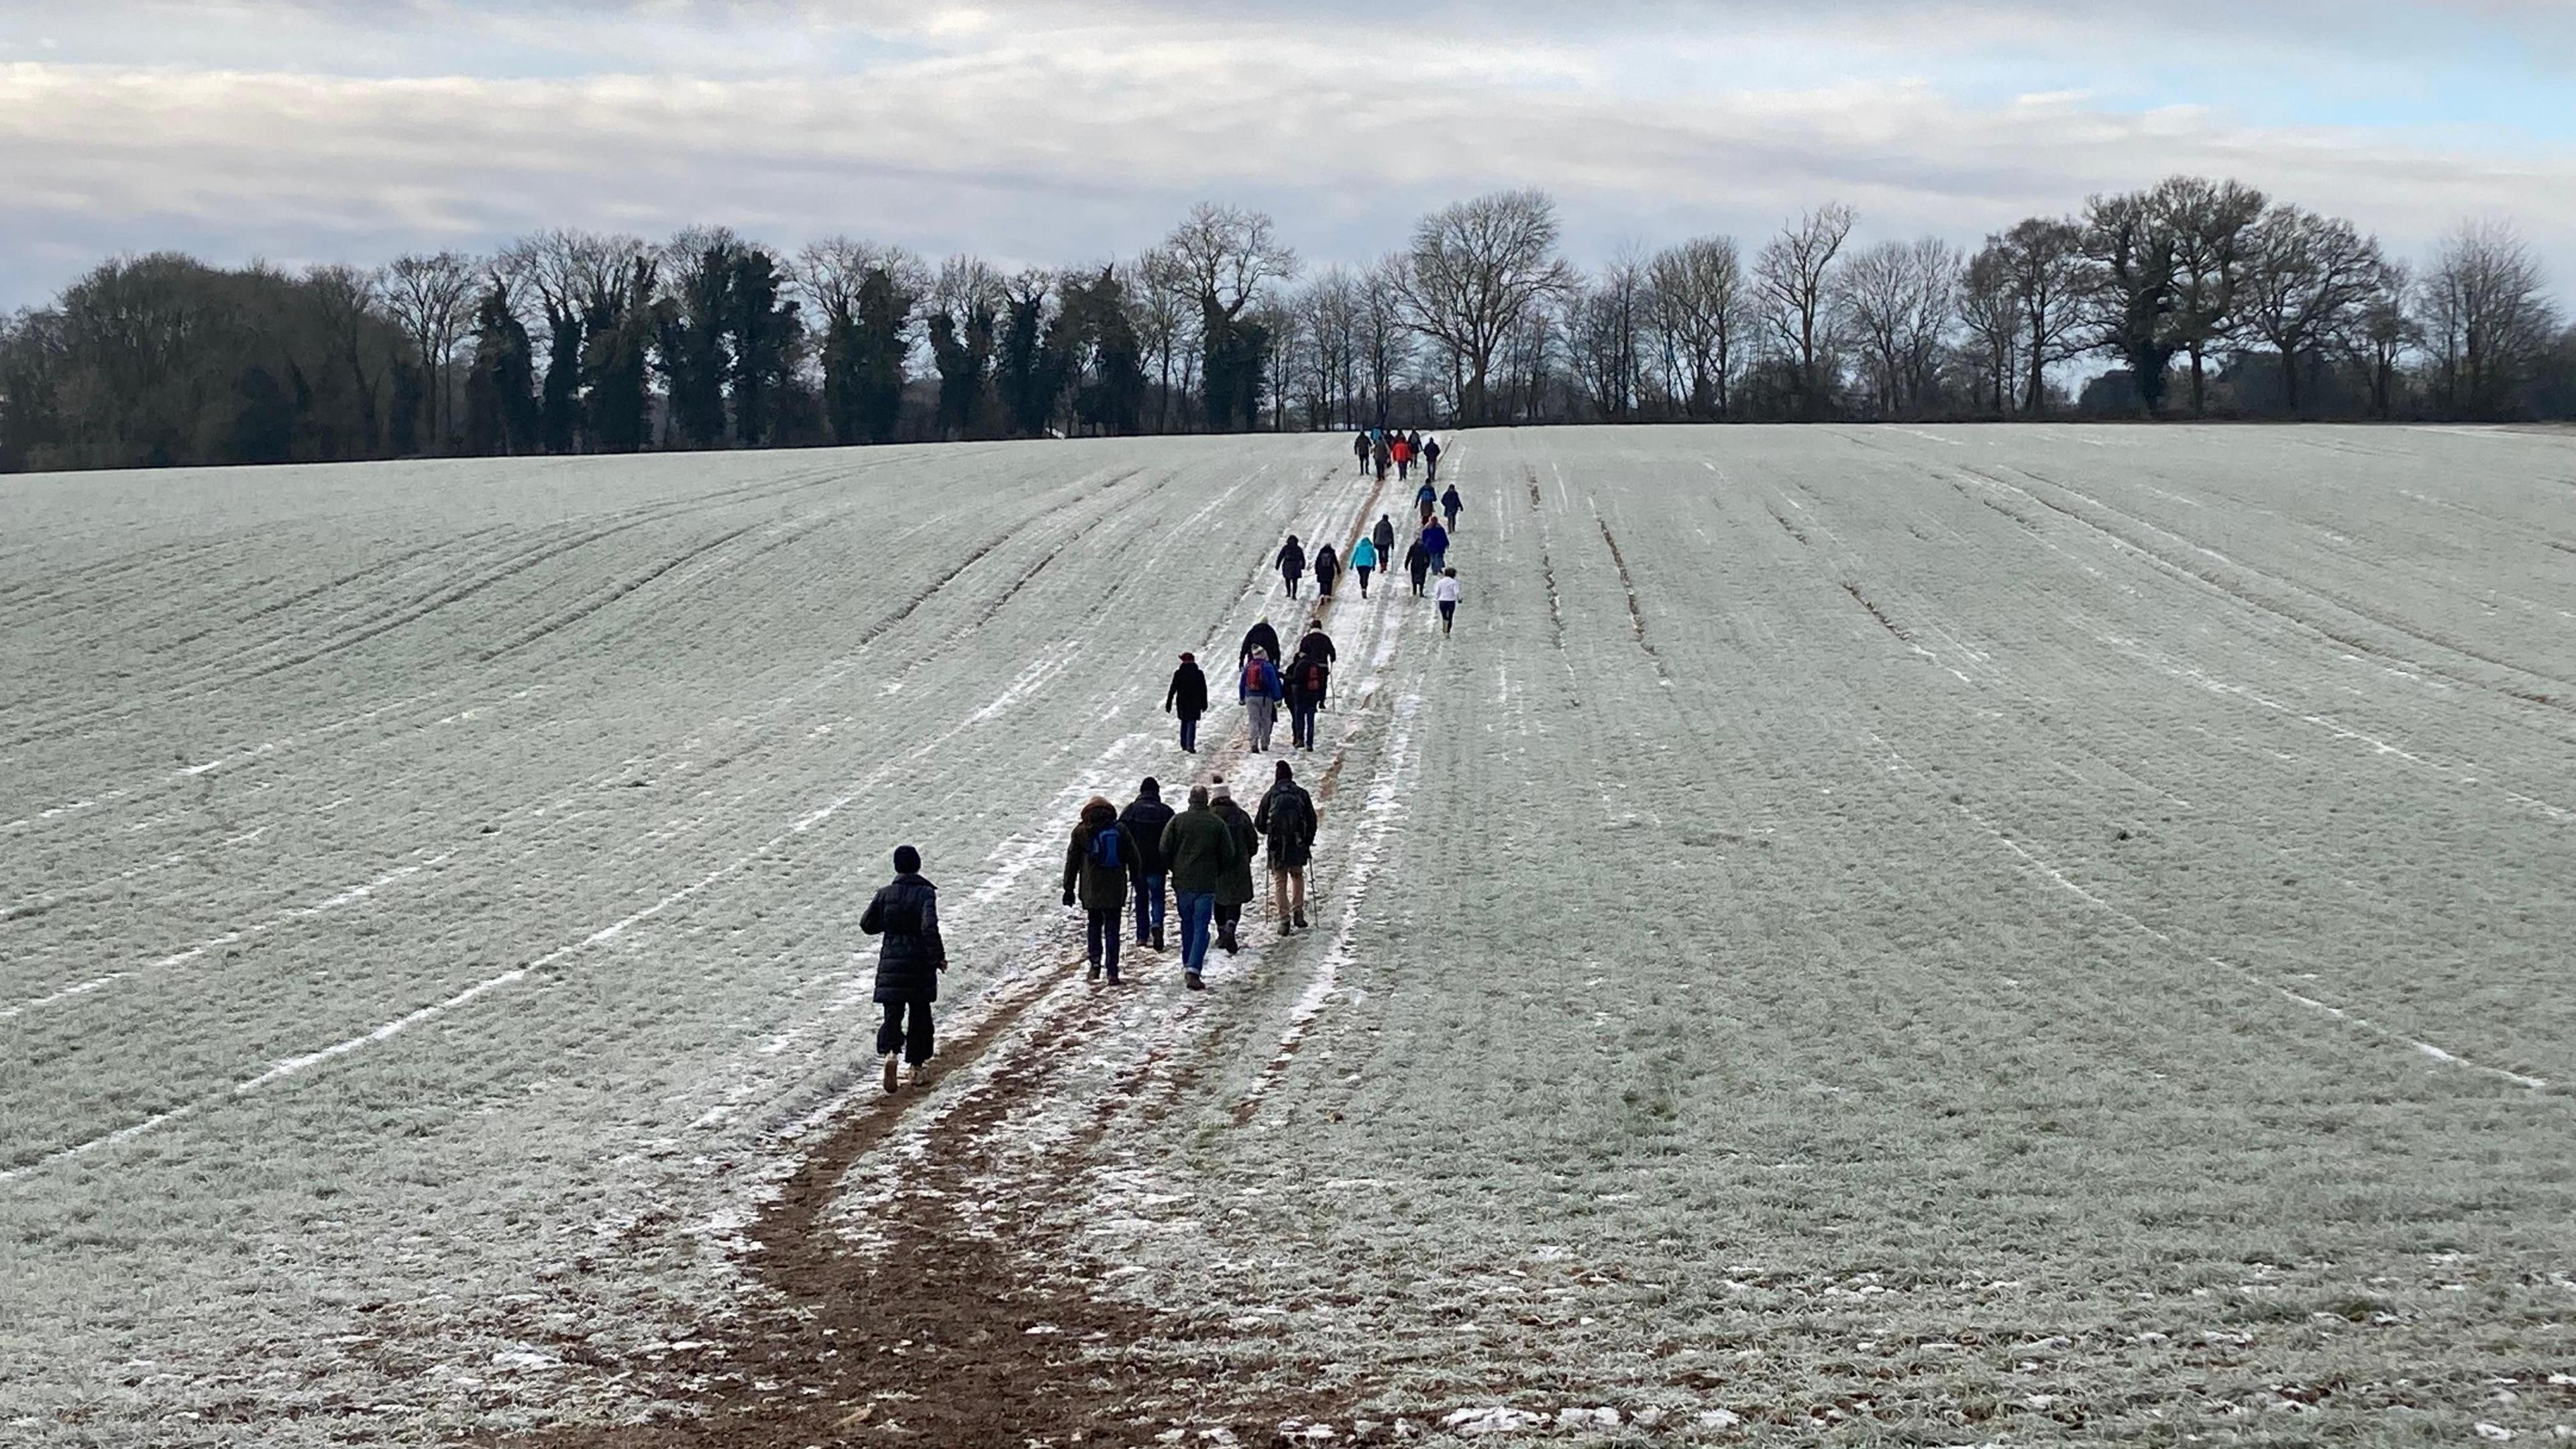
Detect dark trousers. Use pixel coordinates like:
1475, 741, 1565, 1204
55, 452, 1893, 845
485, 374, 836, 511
1290, 702, 1319, 749
1410, 570, 1428, 596
1283, 569, 1301, 598
1216, 902, 1242, 947
877, 1000, 933, 1064
1086, 909, 1122, 977
1133, 871, 1167, 943
1179, 715, 1199, 752
1444, 506, 1459, 529
1356, 566, 1372, 596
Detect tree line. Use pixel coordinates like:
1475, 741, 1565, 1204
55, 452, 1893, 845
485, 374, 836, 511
3, 180, 2570, 472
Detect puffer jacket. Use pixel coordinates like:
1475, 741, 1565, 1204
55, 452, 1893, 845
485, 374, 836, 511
1063, 801, 1131, 911
862, 872, 946, 1002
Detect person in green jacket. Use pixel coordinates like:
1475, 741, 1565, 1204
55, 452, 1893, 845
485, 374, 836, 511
1210, 781, 1260, 955
1159, 784, 1239, 989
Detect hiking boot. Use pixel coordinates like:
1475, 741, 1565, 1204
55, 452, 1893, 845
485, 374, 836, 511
1185, 973, 1205, 991
881, 1052, 900, 1095
1152, 929, 1167, 951
1087, 962, 1101, 981
1293, 910, 1309, 930
1106, 971, 1122, 985
909, 1059, 933, 1089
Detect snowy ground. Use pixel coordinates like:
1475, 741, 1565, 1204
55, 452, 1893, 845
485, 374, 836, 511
3, 425, 2573, 1446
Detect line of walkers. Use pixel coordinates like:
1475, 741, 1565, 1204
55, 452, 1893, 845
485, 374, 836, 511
1056, 762, 1318, 991
1354, 427, 1441, 484
863, 445, 1465, 1089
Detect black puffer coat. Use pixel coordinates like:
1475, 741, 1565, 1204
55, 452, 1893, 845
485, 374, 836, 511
863, 872, 946, 1002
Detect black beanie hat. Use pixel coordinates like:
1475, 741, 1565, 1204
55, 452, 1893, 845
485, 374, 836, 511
893, 845, 920, 873
1140, 776, 1161, 796
1275, 759, 1293, 780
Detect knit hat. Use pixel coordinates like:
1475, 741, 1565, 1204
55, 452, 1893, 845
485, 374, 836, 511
1275, 759, 1293, 781
1140, 776, 1160, 796
1179, 651, 1194, 663
893, 845, 920, 873
1212, 781, 1233, 800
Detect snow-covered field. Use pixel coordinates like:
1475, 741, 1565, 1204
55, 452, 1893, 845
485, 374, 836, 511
3, 424, 2573, 1446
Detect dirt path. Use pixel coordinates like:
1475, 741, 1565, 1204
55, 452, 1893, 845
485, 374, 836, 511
513, 466, 1408, 1448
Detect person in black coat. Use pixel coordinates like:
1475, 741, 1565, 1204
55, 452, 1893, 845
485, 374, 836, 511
1283, 649, 1330, 750
1441, 483, 1463, 530
1276, 535, 1307, 598
1314, 543, 1340, 599
1294, 621, 1337, 669
1164, 651, 1208, 753
1239, 619, 1281, 670
1119, 777, 1176, 949
1352, 431, 1371, 474
861, 845, 947, 1092
1424, 435, 1443, 482
1405, 537, 1432, 596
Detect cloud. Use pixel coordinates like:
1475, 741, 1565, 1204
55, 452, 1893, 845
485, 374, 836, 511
1, 2, 2572, 307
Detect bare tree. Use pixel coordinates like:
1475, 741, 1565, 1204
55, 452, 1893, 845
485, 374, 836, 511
795, 237, 927, 327
378, 250, 477, 451
2418, 219, 2560, 419
1955, 247, 2023, 413
2357, 259, 2414, 419
2080, 186, 2183, 415
1570, 253, 1646, 420
1834, 237, 1956, 417
1297, 265, 1361, 429
2159, 176, 2267, 415
1643, 236, 1744, 419
2239, 206, 2385, 415
1357, 256, 1411, 428
303, 264, 384, 452
1163, 202, 1298, 321
1394, 189, 1575, 425
1754, 203, 1857, 418
1131, 248, 1193, 431
1976, 217, 2088, 413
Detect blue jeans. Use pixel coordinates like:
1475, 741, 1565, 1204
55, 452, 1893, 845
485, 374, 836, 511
1430, 549, 1446, 573
1175, 890, 1217, 975
1132, 871, 1167, 943
1178, 715, 1198, 751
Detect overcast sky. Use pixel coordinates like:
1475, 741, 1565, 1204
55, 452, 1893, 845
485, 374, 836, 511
3, 0, 2572, 307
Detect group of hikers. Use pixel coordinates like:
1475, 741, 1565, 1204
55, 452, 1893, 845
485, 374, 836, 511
861, 437, 1472, 1089
1354, 427, 1440, 484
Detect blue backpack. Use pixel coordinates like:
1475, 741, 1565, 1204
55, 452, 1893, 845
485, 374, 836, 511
1087, 824, 1123, 871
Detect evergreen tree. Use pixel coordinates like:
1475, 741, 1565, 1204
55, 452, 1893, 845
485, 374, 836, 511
583, 258, 656, 453
657, 243, 735, 449
850, 267, 912, 443
996, 281, 1052, 436
464, 282, 539, 455
539, 300, 582, 453
729, 247, 798, 446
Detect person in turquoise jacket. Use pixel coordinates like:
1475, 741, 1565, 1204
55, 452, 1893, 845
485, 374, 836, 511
1349, 535, 1379, 597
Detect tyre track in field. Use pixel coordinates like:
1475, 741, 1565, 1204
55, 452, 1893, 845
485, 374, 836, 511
0, 464, 1175, 1041
0, 453, 893, 752
1975, 464, 2576, 713
513, 455, 1403, 1446
0, 463, 1187, 1161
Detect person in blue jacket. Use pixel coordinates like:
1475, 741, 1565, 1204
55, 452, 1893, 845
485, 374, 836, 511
1349, 535, 1379, 598
1421, 517, 1450, 574
1415, 479, 1438, 525
1238, 647, 1285, 753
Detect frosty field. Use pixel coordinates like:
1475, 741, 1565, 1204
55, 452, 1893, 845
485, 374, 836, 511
3, 424, 2574, 1446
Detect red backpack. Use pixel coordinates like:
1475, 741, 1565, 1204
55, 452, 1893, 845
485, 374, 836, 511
1242, 658, 1270, 694
1299, 659, 1327, 695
